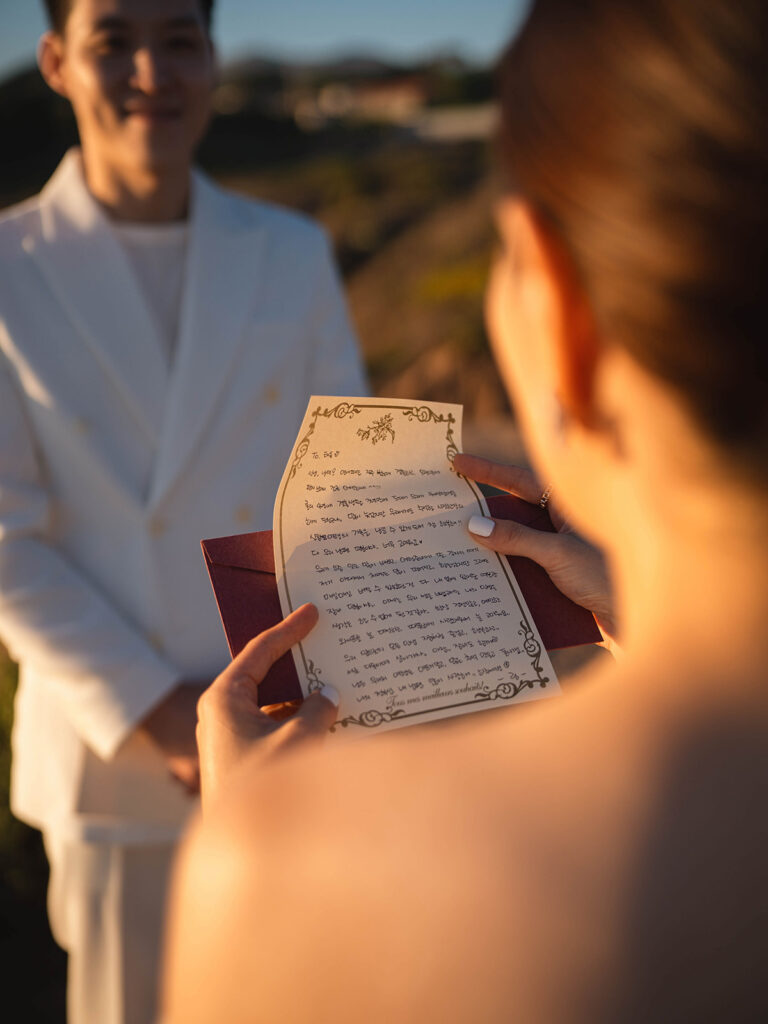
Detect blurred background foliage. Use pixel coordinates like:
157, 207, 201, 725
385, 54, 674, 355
0, 649, 67, 1019
0, 50, 523, 1022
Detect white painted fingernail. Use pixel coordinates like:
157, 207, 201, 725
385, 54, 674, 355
468, 515, 495, 538
319, 684, 340, 707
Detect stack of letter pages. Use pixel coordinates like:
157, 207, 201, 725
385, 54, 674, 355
203, 397, 601, 737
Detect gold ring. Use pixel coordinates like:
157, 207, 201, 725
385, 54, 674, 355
538, 486, 553, 510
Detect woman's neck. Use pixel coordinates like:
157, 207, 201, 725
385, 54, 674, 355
81, 147, 191, 224
610, 475, 768, 699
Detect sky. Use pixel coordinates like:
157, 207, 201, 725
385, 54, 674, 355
0, 0, 530, 81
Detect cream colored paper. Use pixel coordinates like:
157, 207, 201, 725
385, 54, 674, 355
273, 397, 559, 736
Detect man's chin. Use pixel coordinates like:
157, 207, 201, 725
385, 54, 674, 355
120, 136, 195, 176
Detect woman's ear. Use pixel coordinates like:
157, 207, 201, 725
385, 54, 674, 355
38, 32, 69, 99
506, 201, 601, 431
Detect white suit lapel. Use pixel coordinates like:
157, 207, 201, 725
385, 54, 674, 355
147, 171, 266, 509
24, 151, 170, 444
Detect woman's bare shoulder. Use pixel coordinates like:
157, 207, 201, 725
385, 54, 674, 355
165, 665, 768, 1022
165, 668, 647, 1017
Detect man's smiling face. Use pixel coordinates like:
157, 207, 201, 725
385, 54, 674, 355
47, 0, 215, 177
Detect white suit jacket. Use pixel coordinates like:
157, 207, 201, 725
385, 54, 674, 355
0, 151, 366, 840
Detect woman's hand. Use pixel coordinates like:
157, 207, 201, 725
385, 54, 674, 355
454, 453, 618, 647
196, 604, 339, 809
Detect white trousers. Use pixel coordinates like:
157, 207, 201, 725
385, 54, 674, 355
44, 831, 178, 1024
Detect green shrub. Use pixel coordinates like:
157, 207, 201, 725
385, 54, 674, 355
413, 254, 489, 305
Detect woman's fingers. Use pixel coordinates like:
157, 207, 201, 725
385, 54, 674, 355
197, 607, 334, 808
467, 513, 615, 635
218, 603, 319, 697
455, 453, 570, 531
269, 686, 341, 758
468, 513, 566, 571
453, 453, 542, 504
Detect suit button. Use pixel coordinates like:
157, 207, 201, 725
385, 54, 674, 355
148, 631, 165, 654
264, 384, 280, 405
148, 516, 167, 538
235, 504, 253, 525
74, 417, 91, 436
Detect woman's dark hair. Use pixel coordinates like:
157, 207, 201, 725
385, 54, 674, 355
499, 0, 768, 470
41, 0, 215, 33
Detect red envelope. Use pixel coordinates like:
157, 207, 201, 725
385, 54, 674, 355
201, 493, 602, 705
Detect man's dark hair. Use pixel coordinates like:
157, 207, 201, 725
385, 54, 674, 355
41, 0, 215, 33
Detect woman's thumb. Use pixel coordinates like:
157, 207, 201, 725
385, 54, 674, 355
284, 685, 341, 744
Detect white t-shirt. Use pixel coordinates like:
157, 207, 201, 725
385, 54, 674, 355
114, 221, 189, 367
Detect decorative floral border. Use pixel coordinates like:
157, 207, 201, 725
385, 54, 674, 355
331, 622, 548, 732
277, 401, 548, 728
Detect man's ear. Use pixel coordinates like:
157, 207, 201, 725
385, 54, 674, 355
513, 202, 601, 430
38, 32, 69, 99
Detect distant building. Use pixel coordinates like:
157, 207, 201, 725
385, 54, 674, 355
340, 77, 428, 122
207, 55, 492, 135
292, 75, 428, 129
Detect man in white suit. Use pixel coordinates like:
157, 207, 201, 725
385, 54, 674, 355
0, 0, 366, 1020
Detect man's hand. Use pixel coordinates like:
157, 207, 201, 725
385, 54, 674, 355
454, 453, 618, 647
196, 604, 339, 810
139, 681, 210, 794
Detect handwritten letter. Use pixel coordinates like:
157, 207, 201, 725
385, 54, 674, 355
273, 398, 559, 735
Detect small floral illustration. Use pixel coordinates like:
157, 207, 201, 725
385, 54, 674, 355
357, 413, 396, 445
